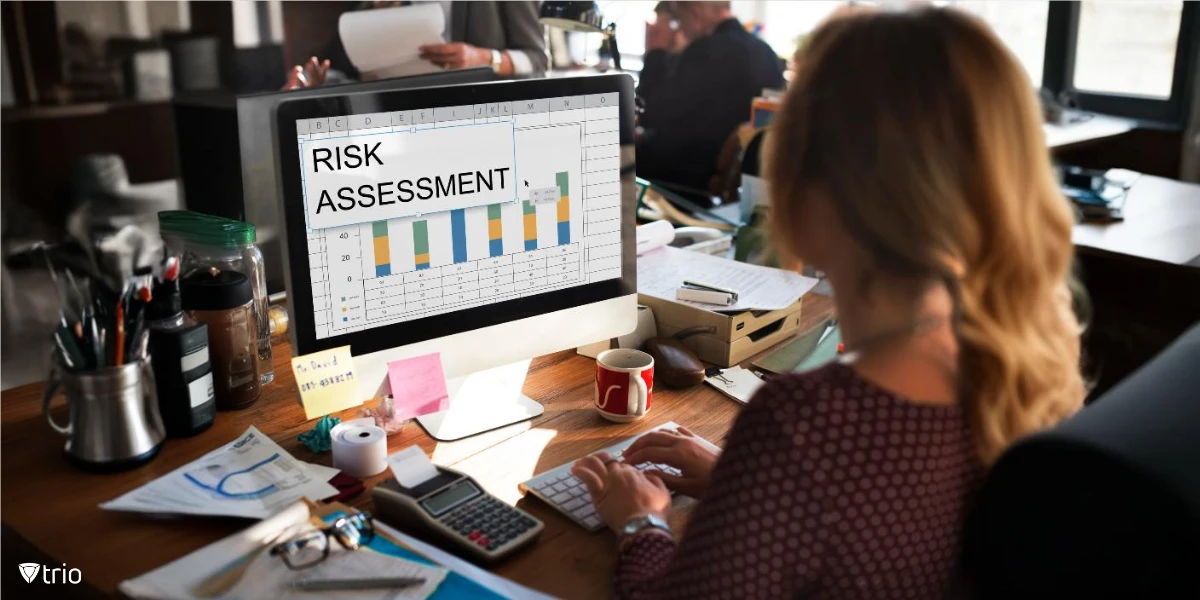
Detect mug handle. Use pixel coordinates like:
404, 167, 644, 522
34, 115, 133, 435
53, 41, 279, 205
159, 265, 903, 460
628, 371, 648, 416
41, 366, 72, 437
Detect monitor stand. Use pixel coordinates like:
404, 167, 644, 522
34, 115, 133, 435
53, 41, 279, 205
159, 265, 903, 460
415, 359, 545, 441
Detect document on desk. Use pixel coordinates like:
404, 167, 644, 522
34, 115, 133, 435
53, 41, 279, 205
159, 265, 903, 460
638, 246, 819, 312
340, 4, 444, 77
225, 546, 447, 600
101, 426, 339, 519
119, 502, 553, 600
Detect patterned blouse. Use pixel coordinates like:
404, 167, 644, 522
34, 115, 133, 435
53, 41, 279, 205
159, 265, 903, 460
616, 362, 983, 599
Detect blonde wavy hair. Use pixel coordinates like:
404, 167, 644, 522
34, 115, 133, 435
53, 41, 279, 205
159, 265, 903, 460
766, 7, 1085, 464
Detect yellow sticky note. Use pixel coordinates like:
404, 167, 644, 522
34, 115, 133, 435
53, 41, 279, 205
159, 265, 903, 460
291, 345, 363, 420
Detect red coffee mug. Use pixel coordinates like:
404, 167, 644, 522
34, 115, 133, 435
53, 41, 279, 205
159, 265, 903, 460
594, 349, 654, 422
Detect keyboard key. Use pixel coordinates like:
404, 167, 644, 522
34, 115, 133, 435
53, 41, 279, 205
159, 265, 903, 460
549, 473, 569, 483
550, 491, 572, 503
582, 516, 603, 529
550, 482, 569, 493
562, 497, 586, 511
580, 491, 592, 503
576, 503, 597, 517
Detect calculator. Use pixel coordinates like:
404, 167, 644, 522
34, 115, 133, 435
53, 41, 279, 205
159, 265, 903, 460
371, 465, 543, 563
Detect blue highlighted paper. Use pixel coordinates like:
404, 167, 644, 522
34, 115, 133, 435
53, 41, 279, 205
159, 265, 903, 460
323, 512, 506, 600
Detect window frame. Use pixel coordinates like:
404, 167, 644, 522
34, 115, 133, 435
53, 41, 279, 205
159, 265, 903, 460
1042, 1, 1199, 128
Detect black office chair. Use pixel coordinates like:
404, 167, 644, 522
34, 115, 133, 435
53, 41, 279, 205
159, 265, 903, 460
961, 323, 1200, 599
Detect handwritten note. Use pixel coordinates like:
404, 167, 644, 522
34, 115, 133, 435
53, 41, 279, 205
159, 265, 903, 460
387, 353, 450, 420
291, 346, 363, 420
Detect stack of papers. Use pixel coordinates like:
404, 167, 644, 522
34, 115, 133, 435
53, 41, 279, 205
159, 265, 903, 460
637, 246, 818, 313
101, 426, 339, 519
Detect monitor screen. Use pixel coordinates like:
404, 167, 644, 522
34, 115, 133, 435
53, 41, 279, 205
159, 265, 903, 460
290, 89, 625, 341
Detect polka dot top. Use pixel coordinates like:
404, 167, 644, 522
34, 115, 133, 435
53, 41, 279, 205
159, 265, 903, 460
616, 362, 984, 599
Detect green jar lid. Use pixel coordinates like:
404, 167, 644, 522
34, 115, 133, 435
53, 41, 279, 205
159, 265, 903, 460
159, 211, 257, 247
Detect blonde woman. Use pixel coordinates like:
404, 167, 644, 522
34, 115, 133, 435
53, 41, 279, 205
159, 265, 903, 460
573, 7, 1085, 599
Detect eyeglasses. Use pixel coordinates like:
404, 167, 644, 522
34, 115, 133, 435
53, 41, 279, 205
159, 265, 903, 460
269, 512, 376, 570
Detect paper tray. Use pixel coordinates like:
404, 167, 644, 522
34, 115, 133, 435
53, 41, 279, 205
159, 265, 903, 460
638, 293, 804, 367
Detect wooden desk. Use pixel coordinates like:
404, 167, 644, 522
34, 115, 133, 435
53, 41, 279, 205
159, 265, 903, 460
1, 295, 834, 598
1072, 175, 1200, 268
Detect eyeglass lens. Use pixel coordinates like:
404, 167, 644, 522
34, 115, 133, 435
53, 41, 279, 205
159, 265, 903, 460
279, 529, 329, 569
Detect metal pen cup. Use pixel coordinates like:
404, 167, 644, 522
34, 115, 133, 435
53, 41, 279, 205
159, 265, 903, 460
42, 357, 167, 472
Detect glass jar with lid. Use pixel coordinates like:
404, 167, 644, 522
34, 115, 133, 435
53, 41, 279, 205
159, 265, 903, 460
160, 211, 274, 386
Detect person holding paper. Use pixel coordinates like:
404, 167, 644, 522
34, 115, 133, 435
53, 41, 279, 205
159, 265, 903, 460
284, 1, 547, 89
635, 1, 784, 192
573, 6, 1086, 599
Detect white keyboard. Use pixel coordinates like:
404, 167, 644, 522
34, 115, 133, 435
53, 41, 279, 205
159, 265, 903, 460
517, 422, 720, 532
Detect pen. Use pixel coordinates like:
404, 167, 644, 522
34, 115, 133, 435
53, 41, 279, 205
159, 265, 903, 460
289, 577, 426, 591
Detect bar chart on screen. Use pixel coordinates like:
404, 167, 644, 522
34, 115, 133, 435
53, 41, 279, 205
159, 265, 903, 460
301, 93, 625, 339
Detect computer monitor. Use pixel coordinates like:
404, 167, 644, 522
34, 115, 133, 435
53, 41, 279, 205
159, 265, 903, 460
274, 75, 637, 440
235, 67, 497, 292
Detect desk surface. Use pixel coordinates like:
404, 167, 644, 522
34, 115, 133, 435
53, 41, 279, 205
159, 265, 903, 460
1072, 175, 1200, 267
1044, 114, 1135, 150
1, 295, 834, 598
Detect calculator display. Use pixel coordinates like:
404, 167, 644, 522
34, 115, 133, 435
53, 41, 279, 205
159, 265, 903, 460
420, 480, 481, 516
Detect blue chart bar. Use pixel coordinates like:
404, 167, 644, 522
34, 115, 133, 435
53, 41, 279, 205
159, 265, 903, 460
450, 209, 467, 264
557, 222, 570, 246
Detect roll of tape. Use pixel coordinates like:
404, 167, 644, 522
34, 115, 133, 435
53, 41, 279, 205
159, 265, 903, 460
330, 418, 388, 477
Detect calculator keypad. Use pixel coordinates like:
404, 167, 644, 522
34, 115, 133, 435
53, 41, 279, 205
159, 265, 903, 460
439, 496, 538, 552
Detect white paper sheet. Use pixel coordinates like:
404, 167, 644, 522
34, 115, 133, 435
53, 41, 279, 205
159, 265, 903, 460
704, 367, 765, 404
304, 461, 341, 483
637, 246, 818, 312
387, 446, 441, 488
339, 4, 445, 75
118, 503, 554, 600
101, 426, 339, 519
224, 545, 447, 600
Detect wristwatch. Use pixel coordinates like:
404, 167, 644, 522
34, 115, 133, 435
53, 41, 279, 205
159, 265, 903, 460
620, 514, 672, 540
490, 49, 503, 73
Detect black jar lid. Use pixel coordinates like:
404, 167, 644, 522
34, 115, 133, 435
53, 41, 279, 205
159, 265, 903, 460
181, 269, 252, 311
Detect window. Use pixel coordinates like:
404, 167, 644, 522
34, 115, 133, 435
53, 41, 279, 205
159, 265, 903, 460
941, 1, 1049, 85
1045, 1, 1197, 126
604, 1, 659, 61
1072, 1, 1184, 99
752, 1, 843, 59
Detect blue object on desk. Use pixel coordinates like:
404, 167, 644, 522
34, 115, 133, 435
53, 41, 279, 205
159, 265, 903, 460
298, 415, 341, 453
323, 512, 505, 600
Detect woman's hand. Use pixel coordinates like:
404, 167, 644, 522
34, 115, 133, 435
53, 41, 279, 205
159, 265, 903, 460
283, 57, 330, 90
623, 427, 719, 498
419, 42, 492, 70
572, 452, 671, 532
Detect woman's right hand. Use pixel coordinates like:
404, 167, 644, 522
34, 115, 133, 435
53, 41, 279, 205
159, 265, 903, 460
282, 57, 330, 90
623, 427, 719, 498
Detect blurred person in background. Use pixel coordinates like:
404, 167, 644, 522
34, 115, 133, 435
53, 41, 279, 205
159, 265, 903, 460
284, 0, 546, 89
636, 1, 784, 192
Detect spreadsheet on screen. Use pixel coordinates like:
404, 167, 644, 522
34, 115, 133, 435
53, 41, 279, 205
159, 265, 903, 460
293, 93, 623, 340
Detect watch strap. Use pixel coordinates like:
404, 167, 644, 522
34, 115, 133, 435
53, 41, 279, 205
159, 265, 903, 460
620, 513, 672, 541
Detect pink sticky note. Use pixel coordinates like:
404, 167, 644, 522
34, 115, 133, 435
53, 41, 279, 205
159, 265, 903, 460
387, 353, 450, 420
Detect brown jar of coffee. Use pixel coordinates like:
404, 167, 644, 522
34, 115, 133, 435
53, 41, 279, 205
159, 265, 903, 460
182, 269, 261, 409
